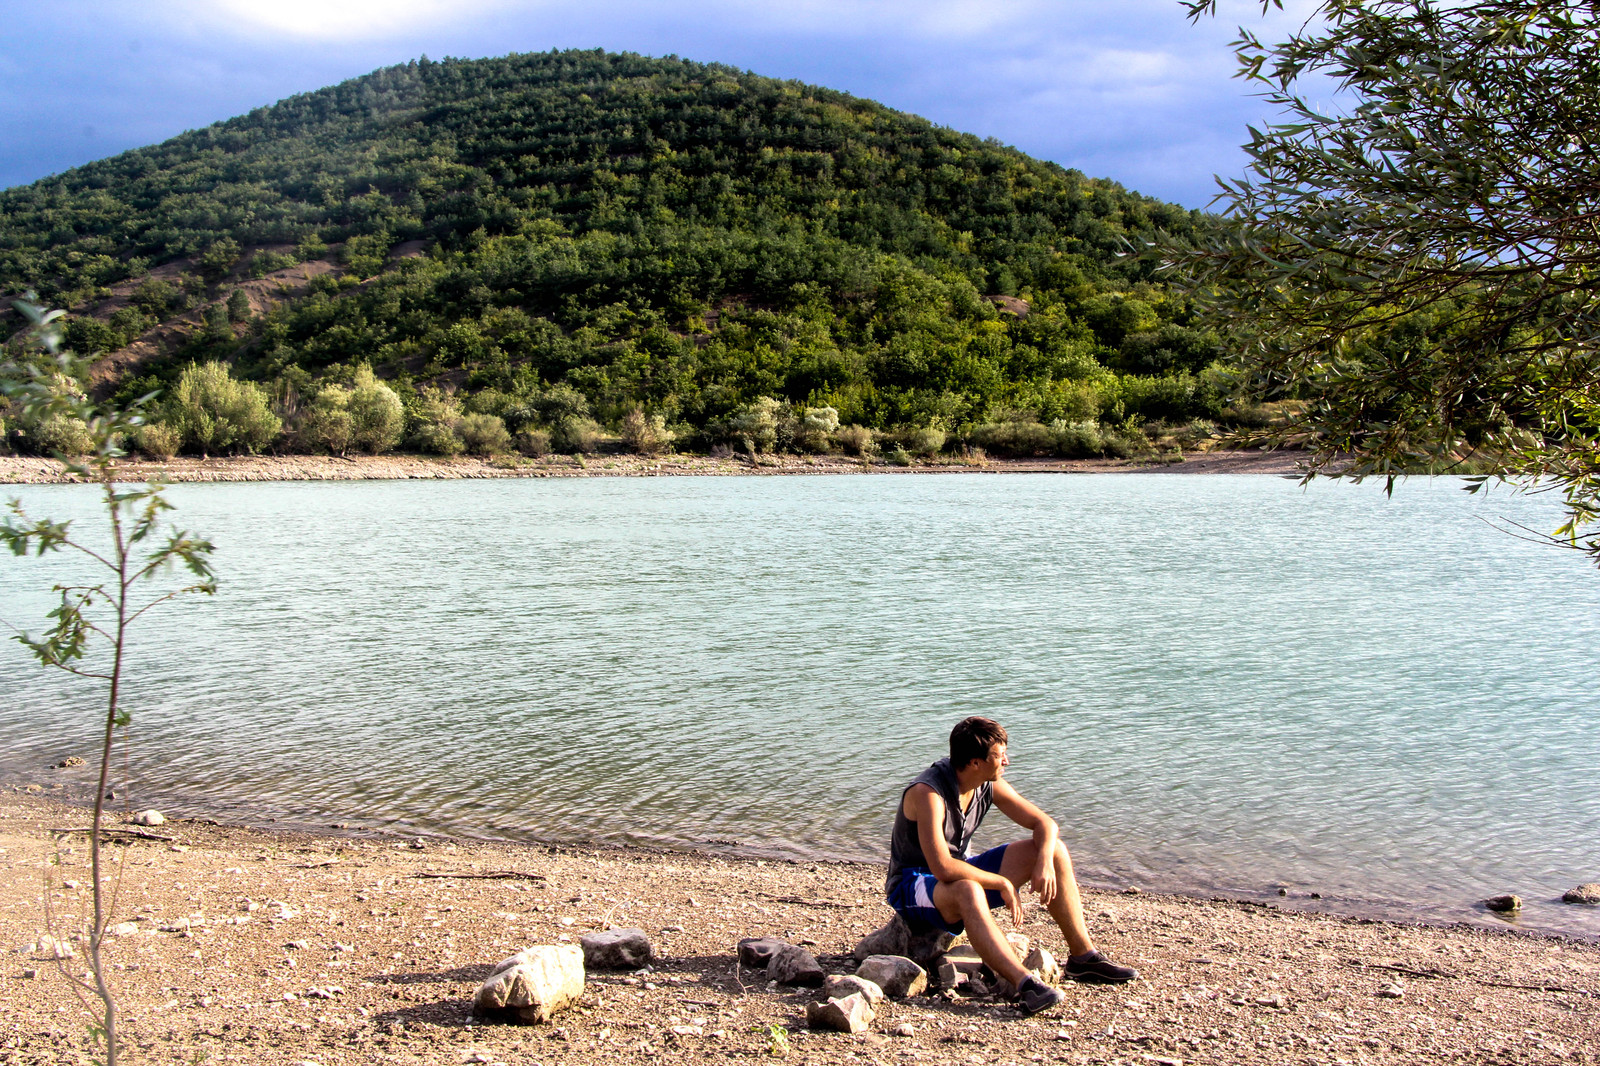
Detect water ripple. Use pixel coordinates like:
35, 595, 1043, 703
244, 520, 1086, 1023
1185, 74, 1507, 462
2, 473, 1597, 936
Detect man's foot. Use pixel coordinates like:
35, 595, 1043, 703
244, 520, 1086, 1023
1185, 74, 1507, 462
1066, 950, 1138, 984
1015, 975, 1066, 1015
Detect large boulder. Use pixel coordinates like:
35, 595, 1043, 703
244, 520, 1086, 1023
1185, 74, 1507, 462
806, 992, 875, 1034
1562, 883, 1600, 905
822, 974, 885, 1007
767, 943, 825, 986
737, 936, 788, 968
852, 913, 955, 967
581, 928, 653, 969
473, 945, 585, 1024
856, 954, 927, 999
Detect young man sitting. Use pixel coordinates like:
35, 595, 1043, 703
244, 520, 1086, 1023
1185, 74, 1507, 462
886, 716, 1137, 1014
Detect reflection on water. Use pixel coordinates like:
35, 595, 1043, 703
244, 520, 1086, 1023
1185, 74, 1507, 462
2, 473, 1597, 938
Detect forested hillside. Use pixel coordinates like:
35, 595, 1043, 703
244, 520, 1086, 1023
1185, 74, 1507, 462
0, 49, 1234, 459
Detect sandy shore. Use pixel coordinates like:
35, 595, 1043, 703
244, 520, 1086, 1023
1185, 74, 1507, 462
3, 790, 1595, 1065
0, 449, 1308, 485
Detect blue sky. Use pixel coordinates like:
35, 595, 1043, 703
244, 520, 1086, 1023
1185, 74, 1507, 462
1, 1, 1314, 209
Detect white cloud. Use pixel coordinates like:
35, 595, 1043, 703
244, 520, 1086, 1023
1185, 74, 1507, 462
171, 0, 1045, 43
743, 0, 1045, 38
184, 0, 517, 40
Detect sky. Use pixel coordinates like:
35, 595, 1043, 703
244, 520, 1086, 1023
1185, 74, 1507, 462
0, 0, 1317, 209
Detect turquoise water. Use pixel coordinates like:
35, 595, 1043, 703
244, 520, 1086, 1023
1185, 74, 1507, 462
2, 472, 1597, 937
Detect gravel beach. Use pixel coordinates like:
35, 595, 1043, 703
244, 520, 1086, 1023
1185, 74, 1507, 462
0, 449, 1306, 486
3, 791, 1595, 1066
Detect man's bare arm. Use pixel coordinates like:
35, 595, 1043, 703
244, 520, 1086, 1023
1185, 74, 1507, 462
905, 784, 1022, 925
993, 777, 1062, 904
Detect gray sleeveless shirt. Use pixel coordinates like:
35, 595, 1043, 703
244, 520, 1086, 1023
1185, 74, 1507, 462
886, 757, 993, 890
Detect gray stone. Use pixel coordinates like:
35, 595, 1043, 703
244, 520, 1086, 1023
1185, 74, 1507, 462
822, 974, 885, 1007
933, 960, 961, 989
581, 928, 653, 969
737, 936, 788, 968
893, 1022, 915, 1038
852, 913, 955, 967
856, 954, 927, 999
767, 943, 825, 986
1484, 894, 1522, 913
473, 945, 585, 1024
940, 945, 986, 979
1376, 980, 1405, 999
131, 810, 166, 827
1024, 946, 1061, 984
806, 992, 874, 1034
1561, 883, 1600, 905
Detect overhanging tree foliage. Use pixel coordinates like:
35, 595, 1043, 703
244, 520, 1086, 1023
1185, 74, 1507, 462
1168, 0, 1600, 565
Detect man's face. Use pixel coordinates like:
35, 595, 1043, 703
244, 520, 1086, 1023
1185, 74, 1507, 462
981, 743, 1009, 780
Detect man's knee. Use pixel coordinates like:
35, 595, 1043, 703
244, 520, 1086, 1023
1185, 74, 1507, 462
938, 877, 988, 915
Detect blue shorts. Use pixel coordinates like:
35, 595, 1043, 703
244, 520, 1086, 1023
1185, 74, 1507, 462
887, 843, 1011, 935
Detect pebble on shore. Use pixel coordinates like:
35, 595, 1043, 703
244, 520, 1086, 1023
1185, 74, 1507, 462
4, 791, 1598, 1066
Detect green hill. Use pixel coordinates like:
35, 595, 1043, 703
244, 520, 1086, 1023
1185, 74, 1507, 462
0, 49, 1229, 458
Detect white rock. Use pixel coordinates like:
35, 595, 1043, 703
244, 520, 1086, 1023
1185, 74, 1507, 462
806, 992, 875, 1034
35, 936, 73, 959
822, 973, 885, 1007
1024, 945, 1061, 984
474, 945, 586, 1024
108, 922, 140, 937
856, 954, 927, 998
131, 810, 166, 826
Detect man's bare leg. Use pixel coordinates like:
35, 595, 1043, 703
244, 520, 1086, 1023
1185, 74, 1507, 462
997, 838, 1094, 957
930, 878, 1031, 986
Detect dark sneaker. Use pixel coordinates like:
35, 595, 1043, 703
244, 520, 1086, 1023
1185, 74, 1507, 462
1066, 950, 1139, 984
1015, 975, 1066, 1015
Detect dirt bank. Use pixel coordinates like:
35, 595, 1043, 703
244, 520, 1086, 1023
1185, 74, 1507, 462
2, 792, 1594, 1065
0, 449, 1308, 486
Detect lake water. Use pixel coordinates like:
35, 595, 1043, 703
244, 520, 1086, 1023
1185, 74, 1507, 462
2, 471, 1597, 938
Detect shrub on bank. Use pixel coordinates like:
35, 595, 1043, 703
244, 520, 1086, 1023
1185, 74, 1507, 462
552, 416, 602, 454
967, 420, 1058, 457
965, 418, 1138, 459
893, 426, 946, 457
409, 386, 465, 455
796, 406, 840, 453
516, 427, 551, 457
134, 422, 182, 460
347, 367, 404, 453
621, 408, 675, 455
457, 412, 511, 455
165, 362, 281, 457
836, 424, 874, 456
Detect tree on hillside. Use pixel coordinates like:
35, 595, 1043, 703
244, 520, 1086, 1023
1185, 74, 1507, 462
1169, 0, 1600, 566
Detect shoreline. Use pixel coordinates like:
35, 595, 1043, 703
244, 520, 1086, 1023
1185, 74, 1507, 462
21, 766, 1595, 947
4, 790, 1597, 1066
0, 448, 1308, 485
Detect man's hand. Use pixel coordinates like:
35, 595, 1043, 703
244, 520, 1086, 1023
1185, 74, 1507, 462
998, 878, 1024, 929
1032, 856, 1058, 906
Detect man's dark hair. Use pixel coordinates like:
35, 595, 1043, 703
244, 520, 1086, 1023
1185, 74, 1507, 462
950, 716, 1008, 770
